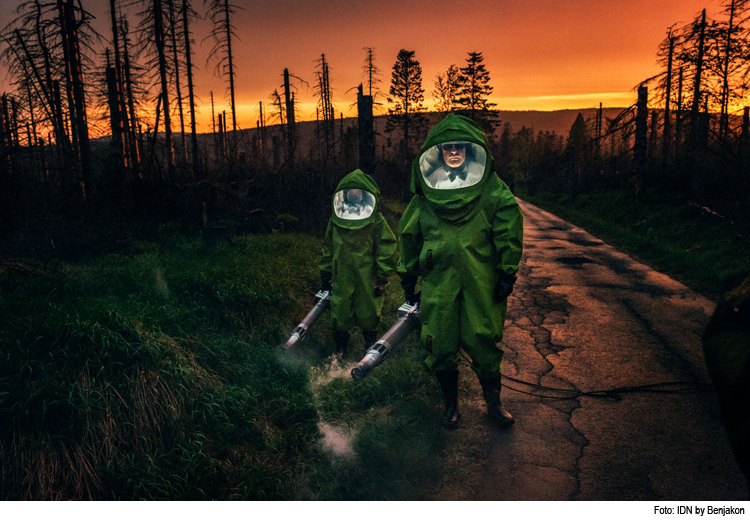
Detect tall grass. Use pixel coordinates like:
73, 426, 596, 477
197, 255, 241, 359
0, 225, 456, 500
0, 232, 323, 499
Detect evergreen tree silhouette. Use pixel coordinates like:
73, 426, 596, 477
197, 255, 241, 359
457, 51, 498, 130
386, 49, 427, 158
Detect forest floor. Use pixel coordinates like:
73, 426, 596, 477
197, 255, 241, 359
1, 191, 748, 499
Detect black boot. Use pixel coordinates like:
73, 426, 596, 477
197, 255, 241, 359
479, 376, 514, 426
362, 330, 378, 351
334, 330, 350, 354
435, 369, 461, 429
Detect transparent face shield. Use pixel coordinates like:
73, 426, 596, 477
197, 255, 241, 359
333, 188, 376, 220
419, 141, 487, 190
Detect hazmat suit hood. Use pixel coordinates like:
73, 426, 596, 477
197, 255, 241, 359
331, 169, 381, 229
411, 114, 494, 224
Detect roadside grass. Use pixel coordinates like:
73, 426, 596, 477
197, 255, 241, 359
0, 224, 461, 500
516, 189, 750, 299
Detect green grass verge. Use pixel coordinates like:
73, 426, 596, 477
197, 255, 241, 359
0, 227, 451, 500
516, 189, 750, 299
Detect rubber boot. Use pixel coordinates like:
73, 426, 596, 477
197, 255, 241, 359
362, 330, 378, 351
479, 376, 514, 425
334, 330, 350, 354
435, 368, 461, 429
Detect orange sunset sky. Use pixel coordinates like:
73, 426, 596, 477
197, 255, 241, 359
0, 0, 725, 133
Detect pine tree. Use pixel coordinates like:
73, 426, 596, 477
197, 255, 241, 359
457, 51, 498, 128
386, 49, 426, 157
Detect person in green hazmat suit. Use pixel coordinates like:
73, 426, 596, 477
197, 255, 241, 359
319, 170, 398, 354
398, 114, 523, 429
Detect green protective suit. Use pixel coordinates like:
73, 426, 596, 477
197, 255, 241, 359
320, 170, 398, 333
398, 114, 523, 377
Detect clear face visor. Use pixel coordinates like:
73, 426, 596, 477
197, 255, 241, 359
333, 188, 376, 220
419, 141, 487, 189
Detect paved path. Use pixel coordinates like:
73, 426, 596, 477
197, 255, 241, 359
469, 199, 748, 500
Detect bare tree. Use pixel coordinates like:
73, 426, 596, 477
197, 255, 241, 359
205, 0, 241, 131
433, 64, 462, 114
1, 0, 98, 200
181, 0, 200, 176
314, 54, 335, 150
167, 0, 187, 161
138, 0, 176, 177
362, 47, 382, 99
120, 16, 143, 176
108, 0, 128, 172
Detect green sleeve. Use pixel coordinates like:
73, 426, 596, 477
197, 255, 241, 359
397, 196, 424, 277
492, 184, 524, 275
375, 214, 398, 278
319, 219, 334, 275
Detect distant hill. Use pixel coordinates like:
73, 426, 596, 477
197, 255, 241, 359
490, 108, 628, 136
139, 107, 629, 164
241, 108, 628, 160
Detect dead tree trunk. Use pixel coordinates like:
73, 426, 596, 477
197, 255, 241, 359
52, 80, 66, 159
25, 83, 37, 147
13, 30, 70, 163
58, 0, 91, 200
121, 18, 142, 176
211, 91, 218, 166
357, 84, 375, 175
58, 0, 79, 161
10, 97, 20, 148
153, 0, 175, 179
663, 35, 674, 165
108, 0, 129, 172
167, 0, 187, 163
632, 85, 648, 198
720, 0, 736, 144
105, 48, 126, 172
222, 110, 227, 158
148, 95, 163, 177
675, 66, 684, 157
222, 0, 237, 131
595, 102, 602, 161
0, 96, 11, 181
739, 106, 749, 174
182, 0, 199, 177
315, 54, 334, 151
258, 101, 266, 163
284, 68, 295, 170
689, 9, 707, 199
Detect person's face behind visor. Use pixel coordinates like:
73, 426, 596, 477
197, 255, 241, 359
419, 141, 487, 190
333, 188, 375, 220
441, 143, 467, 168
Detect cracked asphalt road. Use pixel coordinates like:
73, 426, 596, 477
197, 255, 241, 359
468, 199, 748, 500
